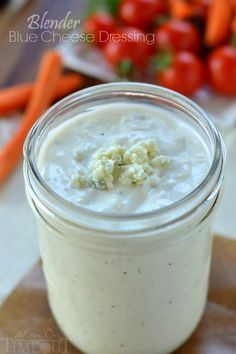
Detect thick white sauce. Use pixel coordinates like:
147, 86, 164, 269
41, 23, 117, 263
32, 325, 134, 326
34, 102, 214, 354
38, 103, 210, 214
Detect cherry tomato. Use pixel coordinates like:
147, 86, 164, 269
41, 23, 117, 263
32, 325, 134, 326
83, 12, 117, 47
157, 51, 205, 96
154, 20, 201, 54
208, 46, 236, 95
119, 0, 166, 29
104, 27, 154, 71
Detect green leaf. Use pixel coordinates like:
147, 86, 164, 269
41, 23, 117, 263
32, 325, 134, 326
86, 0, 102, 15
231, 34, 236, 48
152, 53, 173, 72
154, 14, 170, 27
117, 60, 135, 78
106, 0, 121, 16
86, 0, 121, 16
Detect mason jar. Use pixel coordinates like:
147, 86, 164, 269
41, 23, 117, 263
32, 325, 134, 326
23, 83, 225, 354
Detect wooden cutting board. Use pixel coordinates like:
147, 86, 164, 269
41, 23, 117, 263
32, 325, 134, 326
0, 235, 236, 354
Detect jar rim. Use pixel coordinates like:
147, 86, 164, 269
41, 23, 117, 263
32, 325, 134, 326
24, 82, 225, 230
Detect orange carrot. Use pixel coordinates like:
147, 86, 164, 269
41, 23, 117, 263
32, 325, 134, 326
0, 50, 62, 184
230, 0, 236, 34
169, 0, 194, 19
232, 11, 236, 33
205, 0, 232, 46
0, 84, 31, 116
56, 74, 83, 98
0, 73, 83, 116
230, 0, 236, 7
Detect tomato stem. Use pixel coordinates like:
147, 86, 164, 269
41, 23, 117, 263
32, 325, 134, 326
117, 60, 135, 78
153, 53, 173, 71
86, 0, 120, 16
154, 14, 170, 27
231, 34, 236, 48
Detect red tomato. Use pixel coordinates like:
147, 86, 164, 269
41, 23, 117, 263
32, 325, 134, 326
157, 51, 205, 96
154, 20, 201, 54
83, 13, 117, 47
119, 0, 166, 29
104, 27, 154, 70
208, 46, 236, 95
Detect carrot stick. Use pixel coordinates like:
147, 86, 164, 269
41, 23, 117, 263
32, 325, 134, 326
169, 0, 194, 19
56, 74, 83, 98
0, 73, 83, 116
205, 0, 232, 46
232, 12, 236, 34
230, 0, 236, 34
0, 84, 31, 116
0, 50, 62, 184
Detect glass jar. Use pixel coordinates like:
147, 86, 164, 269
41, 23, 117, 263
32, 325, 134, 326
23, 83, 225, 354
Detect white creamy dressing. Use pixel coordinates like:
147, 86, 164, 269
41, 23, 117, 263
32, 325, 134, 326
32, 101, 217, 354
38, 103, 211, 214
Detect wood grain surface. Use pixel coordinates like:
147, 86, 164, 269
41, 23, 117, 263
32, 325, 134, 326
0, 235, 236, 354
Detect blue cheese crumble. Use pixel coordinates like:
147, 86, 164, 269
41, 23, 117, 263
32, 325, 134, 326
71, 139, 170, 190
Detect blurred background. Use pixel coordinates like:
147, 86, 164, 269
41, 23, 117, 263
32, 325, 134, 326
0, 0, 86, 304
0, 0, 236, 304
